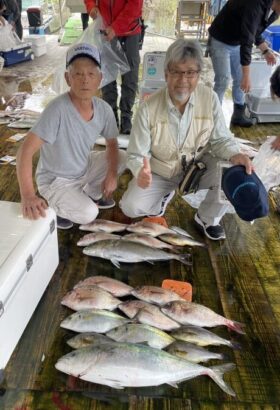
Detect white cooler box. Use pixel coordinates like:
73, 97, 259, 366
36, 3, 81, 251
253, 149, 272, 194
0, 201, 59, 370
139, 51, 166, 102
24, 35, 47, 57
246, 59, 280, 123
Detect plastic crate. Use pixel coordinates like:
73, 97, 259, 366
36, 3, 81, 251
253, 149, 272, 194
263, 25, 280, 52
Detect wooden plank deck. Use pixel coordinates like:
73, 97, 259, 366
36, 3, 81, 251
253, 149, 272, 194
1, 39, 280, 410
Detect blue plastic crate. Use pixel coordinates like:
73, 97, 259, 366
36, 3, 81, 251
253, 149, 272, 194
263, 25, 280, 52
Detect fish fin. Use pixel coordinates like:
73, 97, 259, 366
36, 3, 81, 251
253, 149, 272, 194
111, 258, 121, 268
146, 260, 155, 265
208, 363, 236, 396
227, 320, 246, 335
170, 226, 193, 238
167, 381, 179, 388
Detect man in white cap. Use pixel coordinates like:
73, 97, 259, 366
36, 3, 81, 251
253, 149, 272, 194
16, 42, 126, 229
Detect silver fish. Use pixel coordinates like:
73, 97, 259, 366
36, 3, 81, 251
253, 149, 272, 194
161, 301, 245, 334
170, 325, 241, 349
61, 286, 121, 311
159, 233, 206, 248
118, 300, 156, 319
55, 342, 236, 395
123, 233, 175, 250
83, 240, 192, 268
131, 285, 184, 306
135, 306, 180, 331
166, 341, 226, 363
106, 323, 175, 349
60, 309, 130, 333
74, 275, 133, 297
126, 221, 177, 237
67, 332, 112, 349
79, 219, 127, 233
77, 232, 121, 246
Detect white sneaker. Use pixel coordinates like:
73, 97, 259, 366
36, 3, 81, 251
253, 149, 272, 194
149, 191, 175, 217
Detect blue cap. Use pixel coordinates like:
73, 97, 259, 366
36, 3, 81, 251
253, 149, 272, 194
222, 165, 269, 222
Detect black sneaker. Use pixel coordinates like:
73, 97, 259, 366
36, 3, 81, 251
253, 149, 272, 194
194, 213, 226, 241
95, 197, 116, 209
57, 216, 74, 230
120, 117, 132, 135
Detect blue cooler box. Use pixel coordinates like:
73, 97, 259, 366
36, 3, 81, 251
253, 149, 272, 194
0, 44, 34, 66
263, 25, 280, 52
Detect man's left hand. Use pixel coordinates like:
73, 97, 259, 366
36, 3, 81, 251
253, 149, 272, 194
230, 153, 254, 174
104, 27, 116, 41
102, 172, 117, 198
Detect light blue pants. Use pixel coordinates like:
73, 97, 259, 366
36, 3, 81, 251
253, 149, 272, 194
210, 37, 244, 105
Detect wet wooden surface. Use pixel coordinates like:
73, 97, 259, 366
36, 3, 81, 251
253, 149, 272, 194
1, 64, 280, 410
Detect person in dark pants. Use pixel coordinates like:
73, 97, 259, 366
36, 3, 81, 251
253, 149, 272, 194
208, 0, 280, 128
84, 0, 143, 134
0, 0, 22, 39
81, 12, 89, 30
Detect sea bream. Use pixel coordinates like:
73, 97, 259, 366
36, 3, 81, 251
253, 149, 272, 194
74, 275, 133, 297
55, 342, 236, 395
118, 300, 156, 319
79, 219, 127, 233
161, 301, 245, 334
61, 286, 121, 311
60, 309, 130, 333
131, 285, 184, 306
83, 239, 192, 268
77, 232, 121, 246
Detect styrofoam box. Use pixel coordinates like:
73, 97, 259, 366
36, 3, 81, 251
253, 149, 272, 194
142, 51, 166, 86
0, 201, 59, 369
139, 79, 166, 102
250, 59, 278, 91
24, 34, 46, 46
32, 44, 47, 57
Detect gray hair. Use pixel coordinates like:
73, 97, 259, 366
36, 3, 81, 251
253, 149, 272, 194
164, 38, 204, 72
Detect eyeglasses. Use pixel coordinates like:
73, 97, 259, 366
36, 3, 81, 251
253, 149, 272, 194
168, 69, 201, 79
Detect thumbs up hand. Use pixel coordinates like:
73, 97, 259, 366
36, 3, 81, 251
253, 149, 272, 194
137, 157, 152, 189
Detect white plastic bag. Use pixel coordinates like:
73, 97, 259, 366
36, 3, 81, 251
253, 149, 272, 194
253, 136, 280, 191
51, 16, 130, 94
0, 21, 18, 51
79, 16, 130, 87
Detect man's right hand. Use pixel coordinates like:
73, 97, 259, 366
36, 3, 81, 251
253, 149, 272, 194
137, 157, 152, 189
89, 7, 99, 19
271, 136, 280, 150
21, 195, 48, 220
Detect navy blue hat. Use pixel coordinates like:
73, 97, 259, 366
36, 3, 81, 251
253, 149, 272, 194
222, 165, 269, 222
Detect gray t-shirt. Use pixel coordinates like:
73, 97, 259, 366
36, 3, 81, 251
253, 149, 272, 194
33, 93, 118, 185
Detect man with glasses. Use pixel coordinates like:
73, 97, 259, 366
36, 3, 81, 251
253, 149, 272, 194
120, 39, 253, 241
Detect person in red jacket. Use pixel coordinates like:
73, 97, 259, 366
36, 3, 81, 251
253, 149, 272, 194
84, 0, 144, 134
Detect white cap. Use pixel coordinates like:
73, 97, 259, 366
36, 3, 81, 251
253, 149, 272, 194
66, 42, 101, 68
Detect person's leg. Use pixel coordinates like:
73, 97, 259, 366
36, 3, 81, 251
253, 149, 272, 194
38, 177, 99, 225
119, 34, 141, 134
229, 45, 253, 127
210, 37, 231, 104
83, 150, 127, 200
101, 81, 119, 127
120, 173, 177, 218
194, 154, 229, 226
81, 13, 89, 31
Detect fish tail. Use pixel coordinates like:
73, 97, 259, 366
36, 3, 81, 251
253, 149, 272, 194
208, 363, 236, 396
226, 320, 246, 335
177, 253, 193, 266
